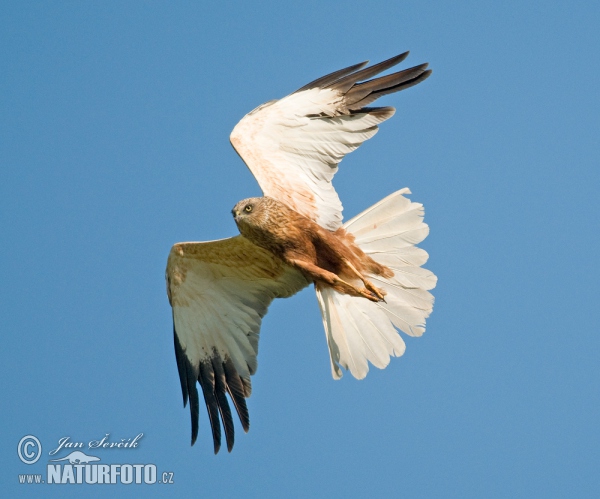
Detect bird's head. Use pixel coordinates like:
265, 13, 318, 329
232, 197, 270, 230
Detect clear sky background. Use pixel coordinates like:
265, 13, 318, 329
2, 1, 599, 498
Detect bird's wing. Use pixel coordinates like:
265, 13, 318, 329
230, 52, 432, 231
166, 235, 309, 453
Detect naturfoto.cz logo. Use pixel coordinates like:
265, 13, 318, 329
17, 433, 175, 486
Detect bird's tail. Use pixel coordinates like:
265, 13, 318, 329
315, 188, 437, 379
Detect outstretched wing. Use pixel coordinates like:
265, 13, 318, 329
166, 236, 309, 453
230, 51, 432, 231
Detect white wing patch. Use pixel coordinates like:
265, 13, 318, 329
231, 95, 393, 230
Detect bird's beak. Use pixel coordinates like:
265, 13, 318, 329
232, 209, 240, 220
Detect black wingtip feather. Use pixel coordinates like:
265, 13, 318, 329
295, 51, 427, 96
198, 361, 222, 454
329, 51, 410, 92
295, 60, 369, 93
188, 376, 200, 446
350, 63, 430, 96
173, 324, 189, 408
224, 358, 250, 432
174, 326, 201, 446
173, 320, 253, 452
212, 358, 236, 452
292, 52, 432, 115
345, 63, 432, 110
366, 67, 432, 101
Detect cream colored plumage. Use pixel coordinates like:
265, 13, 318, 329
316, 189, 436, 380
166, 51, 436, 454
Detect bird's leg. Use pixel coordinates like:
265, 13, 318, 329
342, 259, 386, 302
287, 258, 380, 302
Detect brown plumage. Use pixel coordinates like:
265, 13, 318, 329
232, 196, 393, 301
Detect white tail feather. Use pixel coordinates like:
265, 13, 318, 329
315, 188, 436, 379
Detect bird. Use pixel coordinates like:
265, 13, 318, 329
166, 51, 437, 454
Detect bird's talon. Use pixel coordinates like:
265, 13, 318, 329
360, 289, 380, 302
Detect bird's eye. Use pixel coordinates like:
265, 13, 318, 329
244, 205, 253, 212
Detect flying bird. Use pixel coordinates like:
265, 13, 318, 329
166, 51, 437, 454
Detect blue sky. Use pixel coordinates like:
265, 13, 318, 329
2, 1, 599, 497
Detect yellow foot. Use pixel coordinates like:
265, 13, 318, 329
358, 288, 382, 303
363, 279, 386, 302
342, 258, 386, 302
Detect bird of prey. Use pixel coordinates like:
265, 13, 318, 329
166, 51, 437, 454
